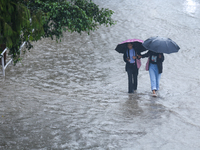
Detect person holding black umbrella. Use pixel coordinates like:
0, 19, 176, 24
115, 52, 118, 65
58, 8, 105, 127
123, 43, 141, 93
139, 51, 164, 97
139, 36, 180, 97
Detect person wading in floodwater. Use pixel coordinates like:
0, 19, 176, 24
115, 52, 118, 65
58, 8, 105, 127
123, 43, 140, 93
139, 51, 164, 97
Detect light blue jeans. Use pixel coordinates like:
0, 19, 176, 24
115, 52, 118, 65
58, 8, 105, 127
149, 63, 161, 91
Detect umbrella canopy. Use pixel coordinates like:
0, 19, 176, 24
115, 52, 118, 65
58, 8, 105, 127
142, 36, 180, 54
115, 39, 147, 54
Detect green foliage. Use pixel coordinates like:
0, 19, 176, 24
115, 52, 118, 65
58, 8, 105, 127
28, 0, 115, 40
0, 0, 115, 64
0, 0, 44, 62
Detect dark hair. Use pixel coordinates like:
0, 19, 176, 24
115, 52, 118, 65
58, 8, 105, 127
127, 43, 133, 45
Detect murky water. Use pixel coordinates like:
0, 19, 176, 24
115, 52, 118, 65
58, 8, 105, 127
1, 0, 200, 149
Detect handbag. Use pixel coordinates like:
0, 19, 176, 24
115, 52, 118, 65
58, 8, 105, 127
145, 57, 150, 71
136, 59, 141, 69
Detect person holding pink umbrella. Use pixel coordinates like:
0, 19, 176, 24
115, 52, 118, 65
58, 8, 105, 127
115, 39, 146, 93
123, 43, 140, 93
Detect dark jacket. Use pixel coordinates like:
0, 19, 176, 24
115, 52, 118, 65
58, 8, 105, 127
141, 51, 164, 73
123, 49, 139, 72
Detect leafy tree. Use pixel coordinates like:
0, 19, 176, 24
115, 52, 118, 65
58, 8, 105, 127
0, 0, 115, 63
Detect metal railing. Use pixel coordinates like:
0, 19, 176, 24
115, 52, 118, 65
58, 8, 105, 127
1, 48, 10, 76
1, 42, 26, 76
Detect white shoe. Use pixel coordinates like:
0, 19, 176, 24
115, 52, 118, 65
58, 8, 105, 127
152, 93, 157, 97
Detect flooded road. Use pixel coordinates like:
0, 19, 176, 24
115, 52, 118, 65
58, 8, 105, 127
1, 0, 200, 149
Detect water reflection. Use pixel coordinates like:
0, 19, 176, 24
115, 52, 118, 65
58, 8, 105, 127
122, 94, 143, 117
147, 97, 166, 119
184, 0, 198, 14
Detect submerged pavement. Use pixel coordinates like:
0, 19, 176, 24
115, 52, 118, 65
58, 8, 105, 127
1, 0, 200, 149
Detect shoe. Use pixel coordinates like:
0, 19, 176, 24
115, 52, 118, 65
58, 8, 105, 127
152, 93, 157, 97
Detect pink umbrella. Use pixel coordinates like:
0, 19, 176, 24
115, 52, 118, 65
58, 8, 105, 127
120, 39, 143, 44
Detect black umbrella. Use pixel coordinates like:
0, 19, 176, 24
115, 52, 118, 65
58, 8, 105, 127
115, 39, 147, 54
142, 36, 180, 54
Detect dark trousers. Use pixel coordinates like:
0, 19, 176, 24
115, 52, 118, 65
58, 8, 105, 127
127, 64, 138, 93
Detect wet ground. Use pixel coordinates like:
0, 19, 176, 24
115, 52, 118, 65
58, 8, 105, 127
1, 0, 200, 149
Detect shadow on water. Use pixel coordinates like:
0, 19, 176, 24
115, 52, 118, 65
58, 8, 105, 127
122, 94, 143, 117
121, 92, 168, 122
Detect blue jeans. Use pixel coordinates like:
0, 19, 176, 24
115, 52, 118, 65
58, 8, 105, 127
149, 63, 161, 91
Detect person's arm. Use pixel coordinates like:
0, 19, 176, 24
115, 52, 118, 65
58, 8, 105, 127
139, 50, 150, 58
136, 50, 141, 56
133, 50, 139, 60
123, 52, 130, 63
158, 53, 164, 62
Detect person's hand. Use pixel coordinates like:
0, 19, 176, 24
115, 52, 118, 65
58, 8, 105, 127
132, 56, 137, 59
138, 55, 142, 59
159, 54, 162, 58
127, 57, 130, 62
